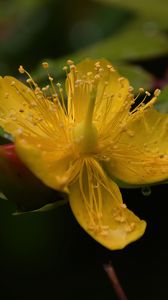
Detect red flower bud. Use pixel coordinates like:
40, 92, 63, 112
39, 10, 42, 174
0, 144, 65, 213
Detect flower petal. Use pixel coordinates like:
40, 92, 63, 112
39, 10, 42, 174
0, 76, 63, 138
15, 134, 79, 191
66, 59, 131, 132
69, 158, 146, 250
105, 109, 168, 185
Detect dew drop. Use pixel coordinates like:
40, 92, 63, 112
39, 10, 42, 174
141, 186, 151, 196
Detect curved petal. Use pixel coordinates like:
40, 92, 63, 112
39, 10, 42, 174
69, 158, 146, 250
105, 109, 168, 185
15, 134, 79, 191
0, 76, 65, 138
66, 59, 131, 132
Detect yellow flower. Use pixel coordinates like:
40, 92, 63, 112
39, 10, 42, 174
0, 59, 167, 250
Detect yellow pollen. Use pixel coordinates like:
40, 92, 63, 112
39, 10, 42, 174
94, 74, 101, 81
18, 65, 25, 74
63, 66, 68, 71
125, 222, 136, 233
139, 87, 144, 93
11, 81, 16, 86
128, 86, 134, 92
118, 77, 125, 82
26, 78, 33, 83
145, 91, 151, 96
154, 89, 161, 97
107, 64, 115, 72
42, 62, 49, 69
95, 61, 101, 68
42, 85, 50, 91
67, 59, 74, 65
70, 64, 76, 71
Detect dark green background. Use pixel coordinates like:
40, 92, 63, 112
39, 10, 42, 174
0, 185, 167, 300
0, 0, 168, 299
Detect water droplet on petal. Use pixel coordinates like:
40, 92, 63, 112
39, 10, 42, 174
141, 186, 151, 196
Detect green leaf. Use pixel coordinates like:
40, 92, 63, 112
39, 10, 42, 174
34, 18, 168, 84
0, 0, 47, 20
72, 20, 168, 61
13, 198, 68, 215
155, 85, 168, 113
95, 0, 168, 29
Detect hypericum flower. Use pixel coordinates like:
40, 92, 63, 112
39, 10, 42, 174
0, 59, 167, 249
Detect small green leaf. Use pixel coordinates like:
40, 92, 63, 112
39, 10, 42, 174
0, 192, 8, 200
13, 198, 68, 215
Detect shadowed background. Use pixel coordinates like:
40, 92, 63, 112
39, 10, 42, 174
0, 0, 168, 299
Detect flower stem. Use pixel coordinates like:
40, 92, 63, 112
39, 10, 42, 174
103, 262, 128, 300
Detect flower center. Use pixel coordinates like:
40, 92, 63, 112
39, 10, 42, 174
73, 86, 98, 153
73, 121, 98, 153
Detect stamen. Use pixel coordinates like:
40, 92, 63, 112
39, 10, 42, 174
67, 59, 74, 65
145, 91, 151, 97
42, 62, 49, 69
95, 61, 101, 69
63, 66, 68, 76
56, 83, 67, 113
79, 158, 105, 232
107, 64, 116, 72
18, 65, 25, 74
139, 87, 144, 93
70, 64, 76, 71
17, 64, 70, 139
154, 89, 161, 97
11, 81, 16, 86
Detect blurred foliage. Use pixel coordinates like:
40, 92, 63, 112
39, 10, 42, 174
99, 0, 168, 29
155, 85, 168, 113
0, 0, 168, 91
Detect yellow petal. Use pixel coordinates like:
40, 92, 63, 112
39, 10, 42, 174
66, 59, 131, 133
15, 134, 79, 191
0, 76, 62, 138
105, 109, 168, 185
69, 158, 146, 250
